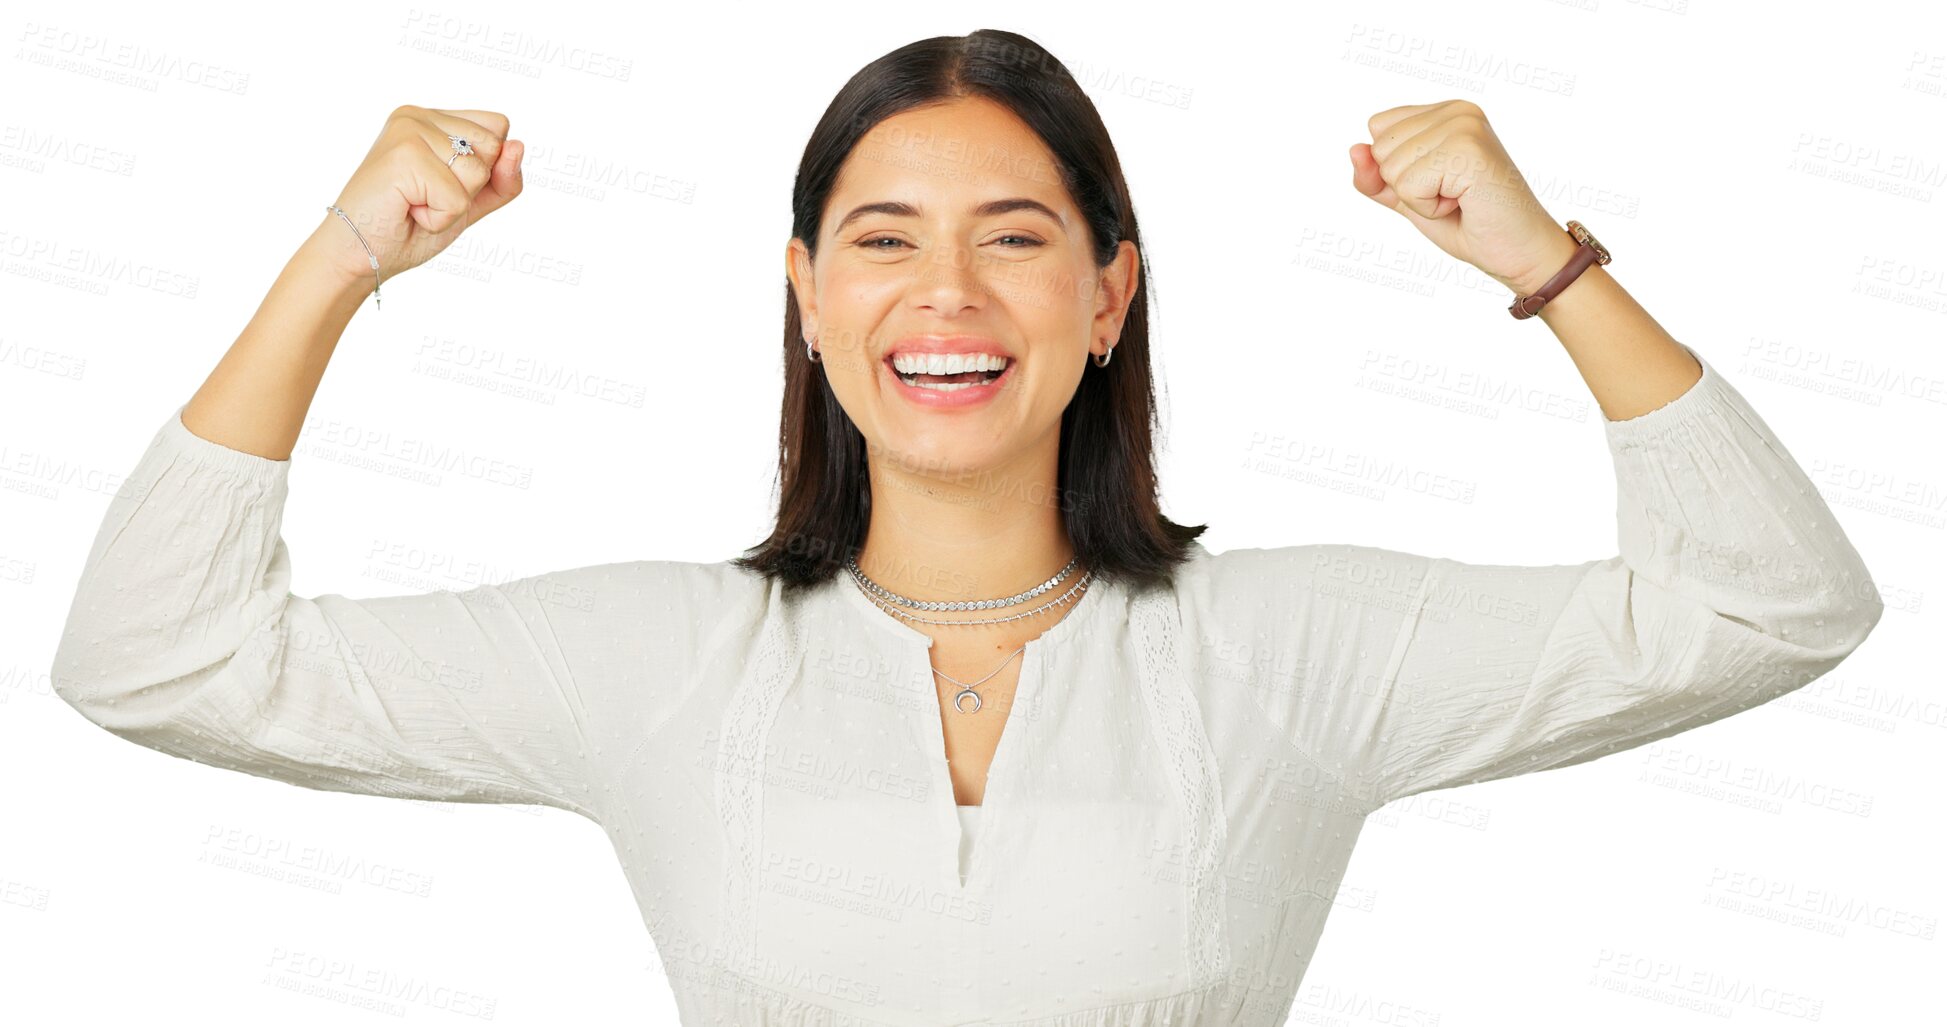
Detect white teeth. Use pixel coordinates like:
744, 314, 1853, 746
890, 351, 1010, 376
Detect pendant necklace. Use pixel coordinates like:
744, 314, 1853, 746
847, 555, 1091, 714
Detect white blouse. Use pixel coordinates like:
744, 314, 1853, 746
50, 341, 1883, 1025
957, 805, 982, 885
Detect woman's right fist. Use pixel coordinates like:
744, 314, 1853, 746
307, 105, 525, 296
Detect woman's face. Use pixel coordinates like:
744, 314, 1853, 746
787, 95, 1139, 484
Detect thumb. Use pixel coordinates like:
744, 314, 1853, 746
1349, 143, 1398, 210
469, 138, 525, 222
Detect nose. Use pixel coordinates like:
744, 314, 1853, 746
911, 244, 987, 315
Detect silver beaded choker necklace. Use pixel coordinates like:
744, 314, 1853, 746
849, 562, 1093, 628
847, 555, 1079, 612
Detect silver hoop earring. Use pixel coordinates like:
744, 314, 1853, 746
806, 336, 822, 363
1093, 343, 1114, 368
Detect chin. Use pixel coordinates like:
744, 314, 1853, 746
868, 425, 1014, 480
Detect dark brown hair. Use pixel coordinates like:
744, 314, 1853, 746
733, 28, 1205, 599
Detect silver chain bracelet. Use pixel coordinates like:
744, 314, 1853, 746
325, 204, 382, 310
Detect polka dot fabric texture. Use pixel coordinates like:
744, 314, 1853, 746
50, 341, 1884, 1024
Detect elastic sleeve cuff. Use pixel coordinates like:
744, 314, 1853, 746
1601, 340, 1721, 448
152, 402, 292, 487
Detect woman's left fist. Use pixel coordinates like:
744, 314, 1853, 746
1350, 100, 1575, 296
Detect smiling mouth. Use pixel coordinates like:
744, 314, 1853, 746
886, 357, 1012, 392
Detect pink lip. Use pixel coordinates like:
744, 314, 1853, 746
882, 335, 1017, 410
883, 334, 1015, 359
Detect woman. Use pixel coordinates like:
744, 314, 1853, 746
51, 29, 1882, 1026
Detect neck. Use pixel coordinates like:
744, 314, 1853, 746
853, 434, 1076, 613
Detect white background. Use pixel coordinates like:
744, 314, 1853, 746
3, 0, 1940, 1023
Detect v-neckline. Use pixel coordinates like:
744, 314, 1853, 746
834, 567, 1112, 891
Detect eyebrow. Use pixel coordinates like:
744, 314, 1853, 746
833, 197, 1066, 235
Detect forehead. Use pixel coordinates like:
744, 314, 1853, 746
828, 97, 1069, 225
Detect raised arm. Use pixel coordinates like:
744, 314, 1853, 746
51, 406, 603, 814
1287, 100, 1887, 808
50, 399, 758, 819
1196, 341, 1882, 814
1357, 342, 1881, 806
172, 104, 527, 461
47, 105, 621, 813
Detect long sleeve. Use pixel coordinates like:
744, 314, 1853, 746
1364, 340, 1885, 807
49, 404, 608, 818
1200, 341, 1884, 813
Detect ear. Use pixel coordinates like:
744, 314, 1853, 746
1091, 240, 1141, 360
786, 238, 818, 340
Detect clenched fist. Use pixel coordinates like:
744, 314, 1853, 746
1350, 100, 1576, 297
307, 105, 526, 298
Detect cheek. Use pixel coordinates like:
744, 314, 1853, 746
822, 261, 896, 301
1009, 355, 1085, 417
818, 344, 881, 404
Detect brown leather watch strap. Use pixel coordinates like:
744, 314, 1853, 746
1509, 220, 1610, 319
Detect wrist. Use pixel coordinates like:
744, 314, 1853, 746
299, 215, 381, 306
1502, 229, 1586, 299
